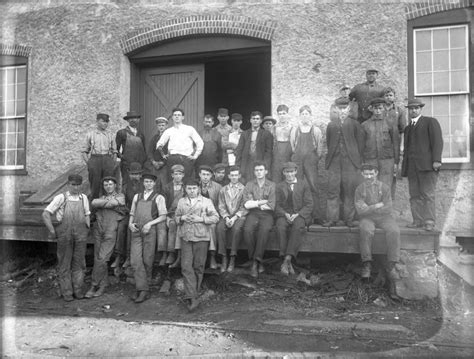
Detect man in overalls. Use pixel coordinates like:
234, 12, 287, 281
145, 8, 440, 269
42, 174, 90, 301
116, 111, 147, 189
85, 176, 126, 298
128, 173, 167, 303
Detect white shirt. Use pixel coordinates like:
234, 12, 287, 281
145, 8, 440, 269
156, 124, 204, 157
45, 192, 91, 222
227, 129, 242, 166
411, 115, 421, 126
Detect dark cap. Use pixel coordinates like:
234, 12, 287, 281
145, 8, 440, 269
282, 162, 298, 171
171, 164, 185, 173
217, 108, 229, 116
184, 178, 199, 187
262, 116, 276, 125
369, 97, 386, 107
142, 173, 157, 181
405, 99, 425, 108
123, 111, 141, 120
102, 176, 117, 184
155, 116, 168, 124
366, 69, 378, 74
68, 174, 83, 185
231, 113, 243, 121
213, 163, 226, 173
128, 162, 143, 174
198, 165, 213, 174
97, 113, 110, 122
361, 163, 379, 171
335, 97, 350, 106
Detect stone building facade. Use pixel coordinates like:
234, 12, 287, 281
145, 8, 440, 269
0, 0, 472, 253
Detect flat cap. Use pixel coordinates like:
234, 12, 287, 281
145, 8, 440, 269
366, 69, 379, 73
405, 98, 425, 108
361, 163, 379, 171
217, 108, 229, 116
282, 162, 298, 171
213, 163, 227, 172
142, 173, 157, 181
171, 164, 185, 173
184, 178, 199, 187
262, 116, 276, 125
369, 97, 386, 107
231, 113, 243, 121
198, 165, 213, 173
96, 113, 110, 122
102, 176, 117, 184
124, 111, 141, 120
68, 174, 83, 184
155, 116, 168, 124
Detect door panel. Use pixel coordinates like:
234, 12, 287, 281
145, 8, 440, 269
140, 64, 204, 144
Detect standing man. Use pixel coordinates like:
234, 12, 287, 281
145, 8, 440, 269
224, 113, 244, 166
355, 163, 400, 279
82, 113, 117, 200
330, 84, 358, 123
85, 177, 125, 298
195, 114, 222, 172
235, 111, 273, 183
349, 69, 385, 123
402, 99, 443, 231
272, 105, 293, 183
175, 179, 219, 312
116, 111, 147, 188
242, 162, 276, 278
42, 174, 90, 301
146, 116, 169, 192
156, 108, 204, 180
215, 107, 232, 163
275, 162, 313, 275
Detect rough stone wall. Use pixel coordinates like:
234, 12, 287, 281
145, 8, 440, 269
0, 0, 472, 236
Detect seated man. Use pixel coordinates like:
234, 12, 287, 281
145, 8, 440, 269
242, 161, 276, 278
175, 179, 219, 312
275, 162, 313, 275
213, 163, 229, 187
86, 176, 126, 298
216, 166, 247, 272
355, 163, 400, 280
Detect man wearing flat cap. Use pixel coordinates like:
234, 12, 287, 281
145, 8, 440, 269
349, 69, 385, 123
82, 113, 118, 200
215, 108, 232, 162
355, 163, 400, 280
146, 116, 169, 192
330, 84, 358, 123
116, 111, 147, 188
213, 163, 229, 187
195, 114, 222, 173
361, 97, 399, 193
401, 99, 443, 232
86, 176, 126, 299
43, 174, 90, 301
275, 162, 313, 275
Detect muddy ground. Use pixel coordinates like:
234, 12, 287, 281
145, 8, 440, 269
1, 242, 473, 357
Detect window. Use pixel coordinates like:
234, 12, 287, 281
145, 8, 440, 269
0, 64, 27, 171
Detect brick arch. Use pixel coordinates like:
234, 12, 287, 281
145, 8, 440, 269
120, 15, 277, 55
0, 43, 32, 57
405, 0, 471, 20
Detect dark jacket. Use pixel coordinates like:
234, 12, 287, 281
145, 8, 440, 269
235, 128, 273, 177
275, 179, 314, 225
361, 116, 400, 164
162, 181, 185, 216
401, 116, 443, 176
325, 118, 364, 169
116, 127, 147, 165
147, 131, 167, 163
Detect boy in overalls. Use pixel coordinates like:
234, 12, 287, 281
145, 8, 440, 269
42, 174, 90, 301
129, 173, 167, 303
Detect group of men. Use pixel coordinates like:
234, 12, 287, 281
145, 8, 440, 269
42, 68, 443, 311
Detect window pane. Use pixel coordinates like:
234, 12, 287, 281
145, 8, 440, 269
5, 119, 17, 132
0, 150, 5, 165
6, 149, 16, 166
450, 95, 468, 115
0, 120, 6, 134
433, 71, 449, 92
451, 49, 466, 70
416, 52, 432, 72
433, 50, 449, 71
16, 67, 26, 84
437, 115, 450, 134
442, 139, 451, 158
0, 134, 5, 149
5, 69, 15, 85
416, 30, 431, 51
16, 131, 25, 148
5, 85, 15, 102
433, 96, 449, 116
16, 100, 25, 116
452, 136, 468, 158
16, 118, 25, 132
6, 133, 17, 148
451, 115, 467, 133
433, 28, 449, 49
16, 83, 26, 100
16, 149, 25, 166
416, 73, 432, 93
450, 27, 466, 48
450, 70, 468, 92
5, 101, 15, 117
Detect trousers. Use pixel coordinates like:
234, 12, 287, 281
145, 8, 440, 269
275, 216, 307, 258
181, 240, 209, 300
130, 226, 156, 291
216, 217, 246, 256
243, 210, 274, 261
359, 215, 400, 263
407, 159, 438, 225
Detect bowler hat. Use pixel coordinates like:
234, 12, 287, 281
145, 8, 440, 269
213, 163, 226, 173
96, 113, 110, 122
124, 111, 141, 120
155, 116, 168, 124
171, 164, 185, 173
369, 97, 386, 107
68, 174, 83, 185
282, 162, 298, 172
231, 113, 243, 121
361, 163, 379, 171
102, 176, 117, 184
142, 173, 157, 181
217, 108, 229, 116
128, 162, 143, 174
405, 99, 425, 108
262, 116, 276, 125
198, 165, 213, 174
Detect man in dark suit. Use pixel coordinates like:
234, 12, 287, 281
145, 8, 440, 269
275, 162, 313, 275
235, 111, 273, 183
401, 99, 443, 231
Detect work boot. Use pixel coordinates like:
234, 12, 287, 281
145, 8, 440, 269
346, 220, 359, 228
221, 256, 228, 273
209, 253, 218, 269
424, 222, 436, 232
280, 261, 289, 276
406, 221, 422, 229
63, 294, 74, 302
165, 252, 175, 265
188, 298, 200, 312
169, 252, 181, 268
130, 291, 139, 301
361, 261, 372, 279
258, 262, 265, 274
250, 261, 258, 278
122, 258, 131, 268
322, 221, 335, 227
288, 262, 295, 275
74, 291, 85, 300
227, 256, 235, 273
84, 286, 98, 299
93, 286, 106, 297
134, 291, 150, 303
387, 262, 400, 280
159, 253, 167, 267
110, 256, 121, 268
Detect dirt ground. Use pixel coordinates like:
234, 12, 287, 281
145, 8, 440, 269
1, 243, 474, 358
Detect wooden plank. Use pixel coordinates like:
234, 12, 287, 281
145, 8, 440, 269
0, 225, 94, 244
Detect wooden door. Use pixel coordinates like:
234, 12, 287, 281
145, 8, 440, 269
139, 64, 205, 143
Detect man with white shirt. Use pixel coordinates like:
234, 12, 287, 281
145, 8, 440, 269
156, 108, 204, 180
401, 99, 443, 232
224, 113, 243, 166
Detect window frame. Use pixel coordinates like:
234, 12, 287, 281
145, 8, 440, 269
408, 8, 473, 170
0, 55, 28, 175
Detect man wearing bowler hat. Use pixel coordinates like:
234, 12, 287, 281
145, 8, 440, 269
82, 113, 117, 200
146, 116, 169, 192
349, 69, 385, 123
116, 111, 147, 188
275, 162, 313, 276
401, 99, 443, 232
